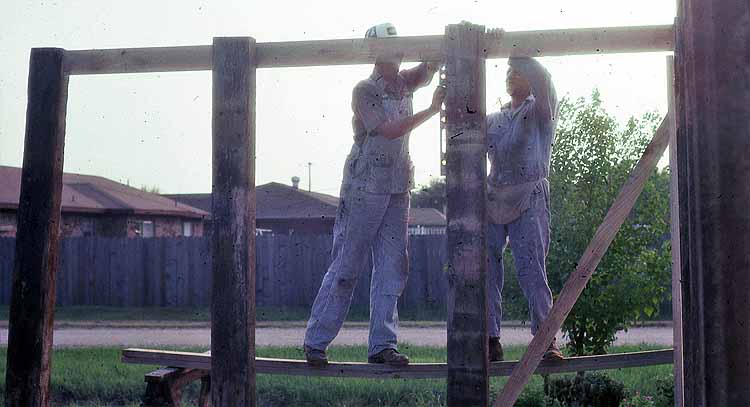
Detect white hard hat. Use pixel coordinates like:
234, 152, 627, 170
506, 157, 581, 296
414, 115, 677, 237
365, 23, 398, 38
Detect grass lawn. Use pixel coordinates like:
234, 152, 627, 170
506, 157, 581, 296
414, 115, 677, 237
0, 344, 673, 407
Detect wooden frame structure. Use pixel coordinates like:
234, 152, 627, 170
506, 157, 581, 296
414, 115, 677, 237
6, 7, 750, 405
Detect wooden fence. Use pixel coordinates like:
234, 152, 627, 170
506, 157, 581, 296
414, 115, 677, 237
0, 236, 448, 309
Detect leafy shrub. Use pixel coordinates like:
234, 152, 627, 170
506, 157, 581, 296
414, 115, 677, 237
545, 372, 625, 407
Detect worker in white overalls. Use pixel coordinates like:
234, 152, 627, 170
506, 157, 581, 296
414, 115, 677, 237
485, 31, 564, 362
303, 23, 446, 366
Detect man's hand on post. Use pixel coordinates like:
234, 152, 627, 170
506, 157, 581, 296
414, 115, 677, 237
430, 85, 447, 113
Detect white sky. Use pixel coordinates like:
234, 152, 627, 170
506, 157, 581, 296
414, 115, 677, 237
0, 0, 675, 196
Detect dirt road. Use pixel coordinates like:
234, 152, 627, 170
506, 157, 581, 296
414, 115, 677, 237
0, 324, 672, 349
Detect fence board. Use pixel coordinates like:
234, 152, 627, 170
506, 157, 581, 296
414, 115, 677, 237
0, 235, 450, 309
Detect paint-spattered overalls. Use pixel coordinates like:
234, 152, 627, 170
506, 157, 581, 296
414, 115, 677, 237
304, 66, 432, 357
486, 57, 558, 340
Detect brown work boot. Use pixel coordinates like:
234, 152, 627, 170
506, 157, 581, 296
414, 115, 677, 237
304, 345, 328, 367
489, 337, 504, 362
543, 339, 564, 361
368, 348, 409, 366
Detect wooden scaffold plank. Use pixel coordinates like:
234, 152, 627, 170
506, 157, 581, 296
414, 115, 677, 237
122, 348, 674, 379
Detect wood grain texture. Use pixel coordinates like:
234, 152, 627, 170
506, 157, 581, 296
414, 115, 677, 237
676, 1, 750, 404
63, 25, 674, 74
122, 348, 674, 379
444, 23, 489, 407
4, 47, 69, 407
210, 37, 257, 407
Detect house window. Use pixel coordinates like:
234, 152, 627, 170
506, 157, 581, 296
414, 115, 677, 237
183, 221, 193, 237
142, 221, 154, 238
80, 218, 95, 237
135, 220, 155, 238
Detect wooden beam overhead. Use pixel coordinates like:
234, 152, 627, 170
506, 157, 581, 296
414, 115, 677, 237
64, 25, 674, 75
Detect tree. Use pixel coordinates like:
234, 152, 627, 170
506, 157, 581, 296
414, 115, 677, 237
140, 185, 161, 194
545, 91, 671, 356
411, 178, 446, 211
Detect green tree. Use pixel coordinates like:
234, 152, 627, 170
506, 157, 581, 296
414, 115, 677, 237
411, 178, 446, 211
140, 185, 161, 194
547, 91, 671, 356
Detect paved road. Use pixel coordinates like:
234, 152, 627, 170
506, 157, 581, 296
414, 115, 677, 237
0, 325, 673, 348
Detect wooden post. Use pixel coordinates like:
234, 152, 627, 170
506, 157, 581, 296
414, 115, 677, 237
211, 37, 257, 407
676, 1, 750, 405
444, 23, 488, 407
666, 56, 684, 407
4, 48, 69, 407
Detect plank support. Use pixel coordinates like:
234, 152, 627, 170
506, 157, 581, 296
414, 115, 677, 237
4, 47, 69, 407
444, 22, 489, 407
676, 1, 750, 404
211, 37, 257, 407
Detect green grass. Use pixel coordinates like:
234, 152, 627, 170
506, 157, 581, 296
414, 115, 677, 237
0, 344, 673, 407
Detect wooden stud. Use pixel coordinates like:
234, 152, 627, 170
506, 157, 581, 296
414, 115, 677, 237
676, 1, 750, 404
666, 55, 684, 407
495, 117, 672, 406
211, 37, 257, 407
63, 25, 675, 74
4, 48, 69, 407
443, 23, 488, 407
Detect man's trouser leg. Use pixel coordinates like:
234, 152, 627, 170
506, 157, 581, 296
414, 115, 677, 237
488, 223, 509, 339
507, 186, 553, 335
304, 183, 390, 351
368, 192, 410, 357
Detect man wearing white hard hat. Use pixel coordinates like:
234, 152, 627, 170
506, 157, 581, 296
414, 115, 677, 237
303, 23, 446, 366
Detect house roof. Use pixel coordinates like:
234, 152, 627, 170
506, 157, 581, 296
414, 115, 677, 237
0, 166, 207, 219
408, 207, 447, 227
167, 183, 446, 226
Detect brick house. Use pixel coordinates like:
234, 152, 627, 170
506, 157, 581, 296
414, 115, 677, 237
0, 166, 207, 238
167, 180, 447, 236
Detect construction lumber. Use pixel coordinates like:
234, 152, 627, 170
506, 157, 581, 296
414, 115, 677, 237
495, 116, 673, 406
122, 348, 674, 379
443, 23, 489, 407
666, 56, 684, 407
63, 25, 674, 74
211, 37, 257, 407
676, 0, 750, 404
4, 48, 69, 407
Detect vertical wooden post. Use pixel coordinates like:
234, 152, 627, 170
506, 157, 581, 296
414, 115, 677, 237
666, 56, 684, 407
676, 1, 750, 405
4, 48, 69, 407
444, 23, 488, 407
211, 37, 257, 407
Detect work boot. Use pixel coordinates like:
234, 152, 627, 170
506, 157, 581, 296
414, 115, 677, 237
304, 345, 328, 367
489, 337, 504, 362
368, 349, 409, 366
543, 339, 564, 361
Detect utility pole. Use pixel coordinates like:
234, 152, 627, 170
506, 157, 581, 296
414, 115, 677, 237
307, 162, 312, 192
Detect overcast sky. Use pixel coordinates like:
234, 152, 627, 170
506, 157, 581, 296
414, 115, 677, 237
0, 0, 675, 196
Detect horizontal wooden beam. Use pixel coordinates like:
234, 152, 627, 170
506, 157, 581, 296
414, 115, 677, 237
122, 348, 673, 379
64, 25, 674, 75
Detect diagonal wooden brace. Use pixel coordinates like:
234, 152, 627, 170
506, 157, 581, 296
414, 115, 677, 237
494, 113, 672, 406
